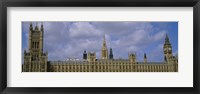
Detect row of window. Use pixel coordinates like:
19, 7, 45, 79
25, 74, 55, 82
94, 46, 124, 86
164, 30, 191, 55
50, 65, 175, 71
32, 42, 39, 49
31, 55, 39, 60
50, 68, 175, 72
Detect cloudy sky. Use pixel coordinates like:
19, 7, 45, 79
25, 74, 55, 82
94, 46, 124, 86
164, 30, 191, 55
22, 22, 178, 62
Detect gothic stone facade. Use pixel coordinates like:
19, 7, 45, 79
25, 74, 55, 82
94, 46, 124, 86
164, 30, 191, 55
22, 23, 178, 72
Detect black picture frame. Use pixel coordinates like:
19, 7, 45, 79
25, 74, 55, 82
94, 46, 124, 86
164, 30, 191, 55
0, 0, 200, 94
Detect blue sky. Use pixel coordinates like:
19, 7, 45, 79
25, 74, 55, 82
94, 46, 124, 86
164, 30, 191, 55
22, 22, 178, 62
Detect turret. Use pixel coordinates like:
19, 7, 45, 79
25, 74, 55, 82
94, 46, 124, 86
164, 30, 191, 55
28, 22, 33, 51
29, 22, 33, 30
35, 22, 39, 30
83, 50, 87, 60
88, 52, 96, 62
40, 22, 44, 52
144, 53, 147, 64
24, 49, 26, 55
129, 53, 136, 64
109, 48, 113, 59
40, 22, 44, 31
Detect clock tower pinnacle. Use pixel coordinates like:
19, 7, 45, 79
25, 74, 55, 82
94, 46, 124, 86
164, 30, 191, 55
163, 34, 172, 62
101, 34, 108, 59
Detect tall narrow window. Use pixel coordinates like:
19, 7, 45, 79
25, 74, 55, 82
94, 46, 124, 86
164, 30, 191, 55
31, 42, 34, 48
37, 42, 38, 48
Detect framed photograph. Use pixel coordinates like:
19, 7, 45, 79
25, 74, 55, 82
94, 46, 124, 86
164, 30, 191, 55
0, 0, 199, 94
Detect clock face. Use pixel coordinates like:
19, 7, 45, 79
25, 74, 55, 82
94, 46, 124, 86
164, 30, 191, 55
169, 48, 172, 50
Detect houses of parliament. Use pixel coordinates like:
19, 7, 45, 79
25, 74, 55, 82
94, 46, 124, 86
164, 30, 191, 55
22, 23, 178, 72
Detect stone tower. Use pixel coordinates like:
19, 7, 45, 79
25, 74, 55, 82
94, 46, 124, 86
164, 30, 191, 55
83, 50, 87, 60
109, 48, 113, 59
129, 53, 136, 64
101, 35, 108, 59
144, 53, 147, 64
163, 34, 172, 63
87, 52, 96, 72
88, 52, 96, 62
23, 22, 48, 72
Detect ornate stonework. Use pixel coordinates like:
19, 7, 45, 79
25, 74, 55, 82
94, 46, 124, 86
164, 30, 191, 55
22, 23, 178, 72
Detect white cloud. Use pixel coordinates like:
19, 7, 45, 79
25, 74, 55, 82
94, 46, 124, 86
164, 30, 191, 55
22, 22, 174, 61
68, 22, 103, 39
153, 31, 166, 41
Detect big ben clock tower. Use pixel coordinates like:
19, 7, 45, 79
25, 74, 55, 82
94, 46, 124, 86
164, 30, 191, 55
163, 34, 172, 62
101, 35, 108, 59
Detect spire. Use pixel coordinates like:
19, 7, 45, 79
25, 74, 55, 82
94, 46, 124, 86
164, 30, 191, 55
109, 48, 113, 59
102, 34, 107, 48
30, 22, 32, 27
144, 53, 147, 58
101, 34, 108, 59
29, 22, 33, 30
83, 50, 87, 60
144, 53, 147, 63
35, 22, 39, 30
165, 34, 169, 41
104, 33, 106, 41
24, 49, 26, 54
41, 22, 43, 31
103, 34, 106, 43
165, 34, 171, 45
